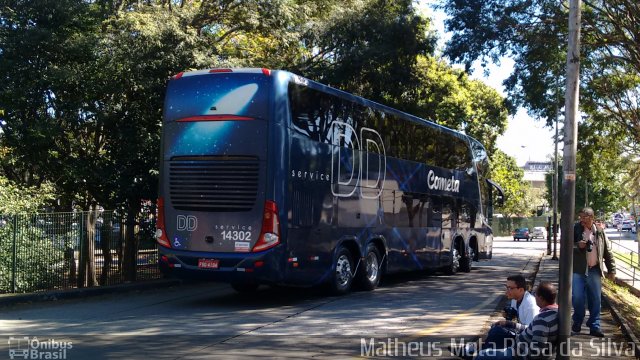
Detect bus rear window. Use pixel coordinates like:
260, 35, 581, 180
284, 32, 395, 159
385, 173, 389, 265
163, 73, 269, 123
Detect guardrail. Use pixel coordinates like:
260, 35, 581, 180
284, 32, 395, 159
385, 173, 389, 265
610, 238, 639, 289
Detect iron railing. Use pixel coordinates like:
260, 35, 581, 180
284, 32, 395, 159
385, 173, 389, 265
0, 211, 160, 294
610, 238, 640, 289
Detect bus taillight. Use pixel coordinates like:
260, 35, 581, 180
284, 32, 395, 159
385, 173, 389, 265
156, 197, 171, 248
253, 200, 280, 252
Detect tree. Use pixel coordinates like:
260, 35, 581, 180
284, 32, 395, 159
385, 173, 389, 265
1, 0, 514, 283
0, 0, 101, 191
489, 149, 530, 217
440, 0, 640, 213
397, 56, 509, 153
0, 176, 56, 214
574, 120, 626, 214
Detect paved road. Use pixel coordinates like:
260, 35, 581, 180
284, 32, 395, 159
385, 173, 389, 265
0, 238, 547, 359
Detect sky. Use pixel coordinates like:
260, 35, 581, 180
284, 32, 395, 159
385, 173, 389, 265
417, 1, 558, 166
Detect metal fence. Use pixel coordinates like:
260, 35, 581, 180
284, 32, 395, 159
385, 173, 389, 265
492, 216, 552, 236
0, 210, 160, 294
610, 238, 640, 289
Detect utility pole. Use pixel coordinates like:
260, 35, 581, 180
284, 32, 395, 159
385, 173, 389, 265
585, 180, 588, 206
558, 0, 581, 357
552, 92, 559, 261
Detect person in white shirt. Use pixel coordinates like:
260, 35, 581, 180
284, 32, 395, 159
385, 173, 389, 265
462, 274, 540, 358
507, 274, 539, 328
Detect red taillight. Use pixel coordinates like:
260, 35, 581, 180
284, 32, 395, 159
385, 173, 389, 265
209, 68, 233, 73
156, 197, 171, 248
252, 200, 281, 252
172, 72, 184, 79
176, 115, 254, 122
261, 68, 271, 76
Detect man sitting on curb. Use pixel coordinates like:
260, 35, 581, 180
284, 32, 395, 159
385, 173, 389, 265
474, 281, 559, 360
462, 274, 539, 358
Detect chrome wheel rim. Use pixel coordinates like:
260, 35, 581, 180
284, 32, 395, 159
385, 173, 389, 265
336, 254, 352, 287
451, 248, 460, 272
365, 252, 379, 282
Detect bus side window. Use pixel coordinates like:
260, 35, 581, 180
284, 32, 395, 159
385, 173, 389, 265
429, 196, 442, 228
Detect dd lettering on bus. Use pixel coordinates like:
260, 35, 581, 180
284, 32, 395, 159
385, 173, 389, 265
331, 121, 386, 199
176, 215, 197, 231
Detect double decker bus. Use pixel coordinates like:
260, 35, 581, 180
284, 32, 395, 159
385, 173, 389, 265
156, 68, 504, 293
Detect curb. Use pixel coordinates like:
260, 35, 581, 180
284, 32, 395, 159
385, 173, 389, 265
0, 278, 183, 308
602, 294, 640, 359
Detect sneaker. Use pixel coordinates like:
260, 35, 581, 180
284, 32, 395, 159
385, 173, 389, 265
571, 323, 581, 335
590, 328, 605, 337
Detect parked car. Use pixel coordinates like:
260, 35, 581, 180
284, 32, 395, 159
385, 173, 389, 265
512, 227, 532, 241
531, 226, 547, 239
621, 220, 634, 232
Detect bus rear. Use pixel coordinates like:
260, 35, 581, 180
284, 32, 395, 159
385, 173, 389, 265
156, 68, 284, 289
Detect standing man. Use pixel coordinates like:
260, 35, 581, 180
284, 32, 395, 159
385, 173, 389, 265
572, 207, 616, 337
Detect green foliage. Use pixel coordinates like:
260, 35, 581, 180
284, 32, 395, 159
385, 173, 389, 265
0, 176, 57, 214
575, 120, 626, 214
441, 0, 568, 123
0, 216, 66, 293
489, 149, 530, 216
441, 0, 640, 213
0, 0, 511, 212
299, 0, 435, 102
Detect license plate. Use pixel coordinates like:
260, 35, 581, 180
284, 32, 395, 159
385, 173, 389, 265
198, 258, 219, 269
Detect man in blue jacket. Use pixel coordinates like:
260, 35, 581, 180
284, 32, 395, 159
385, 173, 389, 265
572, 207, 616, 337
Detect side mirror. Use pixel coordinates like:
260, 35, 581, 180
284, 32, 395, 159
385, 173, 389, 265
486, 179, 505, 207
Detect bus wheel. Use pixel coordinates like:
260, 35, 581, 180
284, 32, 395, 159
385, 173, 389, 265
445, 248, 460, 275
231, 281, 259, 293
330, 246, 354, 295
357, 244, 381, 291
461, 246, 473, 273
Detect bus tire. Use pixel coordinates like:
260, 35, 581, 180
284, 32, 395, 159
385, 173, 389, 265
356, 243, 382, 291
231, 281, 259, 293
329, 246, 354, 295
444, 247, 460, 275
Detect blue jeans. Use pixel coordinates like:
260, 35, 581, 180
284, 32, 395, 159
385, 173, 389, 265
572, 267, 602, 330
482, 326, 517, 350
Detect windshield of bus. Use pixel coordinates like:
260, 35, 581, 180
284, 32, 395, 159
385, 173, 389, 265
163, 72, 270, 123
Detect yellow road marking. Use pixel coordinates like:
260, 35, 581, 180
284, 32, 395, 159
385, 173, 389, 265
413, 294, 498, 337
354, 294, 500, 358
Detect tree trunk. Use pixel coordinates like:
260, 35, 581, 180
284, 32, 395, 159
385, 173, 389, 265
122, 201, 141, 282
84, 204, 99, 287
99, 218, 112, 285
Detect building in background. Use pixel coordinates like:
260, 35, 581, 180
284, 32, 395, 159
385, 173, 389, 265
522, 161, 552, 214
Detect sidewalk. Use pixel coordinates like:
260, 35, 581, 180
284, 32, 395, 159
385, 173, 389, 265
534, 254, 638, 359
0, 278, 182, 308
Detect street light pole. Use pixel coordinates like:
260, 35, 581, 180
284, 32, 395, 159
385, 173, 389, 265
553, 98, 559, 261
585, 179, 589, 206
558, 0, 582, 357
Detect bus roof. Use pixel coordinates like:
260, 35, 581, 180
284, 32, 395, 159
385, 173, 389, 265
173, 67, 483, 149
